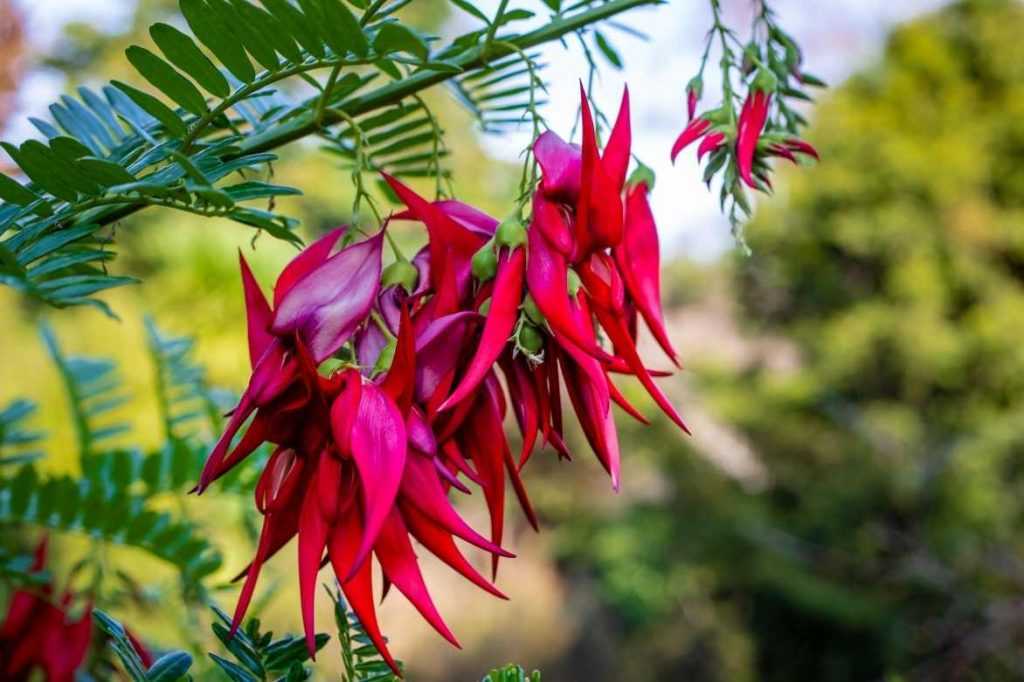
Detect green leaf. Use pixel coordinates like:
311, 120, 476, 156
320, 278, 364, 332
230, 0, 300, 65
594, 31, 622, 69
0, 172, 40, 206
222, 181, 302, 202
262, 0, 325, 59
318, 0, 369, 57
449, 0, 491, 24
374, 24, 429, 61
210, 654, 260, 682
146, 651, 194, 682
208, 0, 279, 71
2, 141, 78, 201
95, 610, 149, 682
126, 46, 209, 116
111, 81, 187, 137
150, 23, 231, 98
179, 0, 255, 83
77, 158, 137, 188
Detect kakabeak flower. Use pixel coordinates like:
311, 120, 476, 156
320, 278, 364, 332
0, 538, 153, 682
201, 85, 689, 678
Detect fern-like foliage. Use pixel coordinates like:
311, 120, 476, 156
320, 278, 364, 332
331, 586, 403, 682
451, 52, 548, 134
41, 323, 130, 458
0, 398, 44, 466
210, 605, 329, 682
0, 464, 222, 583
95, 609, 195, 682
145, 315, 225, 441
0, 0, 655, 312
0, 319, 267, 590
482, 664, 542, 682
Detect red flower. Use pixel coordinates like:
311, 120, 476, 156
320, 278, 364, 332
0, 539, 91, 682
202, 86, 689, 678
736, 88, 771, 188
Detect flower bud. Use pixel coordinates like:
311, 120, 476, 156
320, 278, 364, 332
628, 162, 656, 192
472, 240, 498, 281
381, 260, 418, 292
567, 269, 582, 297
517, 323, 544, 355
522, 294, 544, 325
495, 216, 527, 249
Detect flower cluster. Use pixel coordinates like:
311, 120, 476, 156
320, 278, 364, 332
0, 539, 152, 682
669, 2, 822, 236
200, 87, 686, 675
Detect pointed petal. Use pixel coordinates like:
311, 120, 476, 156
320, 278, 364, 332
348, 382, 408, 575
614, 183, 680, 365
533, 130, 582, 202
403, 503, 507, 599
328, 512, 402, 676
375, 511, 460, 647
439, 248, 525, 411
671, 118, 711, 162
602, 86, 632, 190
239, 253, 274, 369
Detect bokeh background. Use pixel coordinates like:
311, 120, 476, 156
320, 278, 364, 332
3, 0, 1024, 679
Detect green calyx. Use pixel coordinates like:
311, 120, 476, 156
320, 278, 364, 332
381, 260, 419, 292
517, 323, 544, 355
628, 162, 656, 192
522, 295, 545, 325
567, 269, 582, 297
472, 240, 499, 281
495, 216, 527, 249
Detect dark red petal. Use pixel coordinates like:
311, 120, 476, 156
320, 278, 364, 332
614, 183, 680, 365
403, 503, 507, 599
671, 118, 711, 162
602, 86, 632, 191
328, 512, 401, 676
348, 382, 408, 575
736, 90, 770, 188
375, 511, 460, 647
239, 253, 274, 369
439, 248, 525, 411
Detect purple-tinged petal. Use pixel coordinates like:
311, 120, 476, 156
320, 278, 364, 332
272, 232, 384, 363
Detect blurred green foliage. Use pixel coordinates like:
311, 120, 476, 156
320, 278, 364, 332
553, 1, 1024, 680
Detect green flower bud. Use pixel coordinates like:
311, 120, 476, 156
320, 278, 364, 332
517, 323, 544, 355
495, 216, 527, 249
372, 338, 396, 376
522, 294, 544, 325
628, 162, 656, 192
567, 269, 582, 297
381, 260, 418, 292
472, 240, 498, 282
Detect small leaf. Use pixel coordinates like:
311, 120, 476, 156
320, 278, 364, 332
449, 0, 490, 24
373, 24, 429, 61
0, 173, 40, 206
111, 81, 187, 137
126, 46, 209, 116
594, 31, 622, 69
179, 0, 255, 83
146, 651, 194, 682
319, 0, 369, 57
150, 23, 231, 98
262, 0, 325, 59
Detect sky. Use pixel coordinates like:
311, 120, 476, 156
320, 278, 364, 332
9, 0, 949, 259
